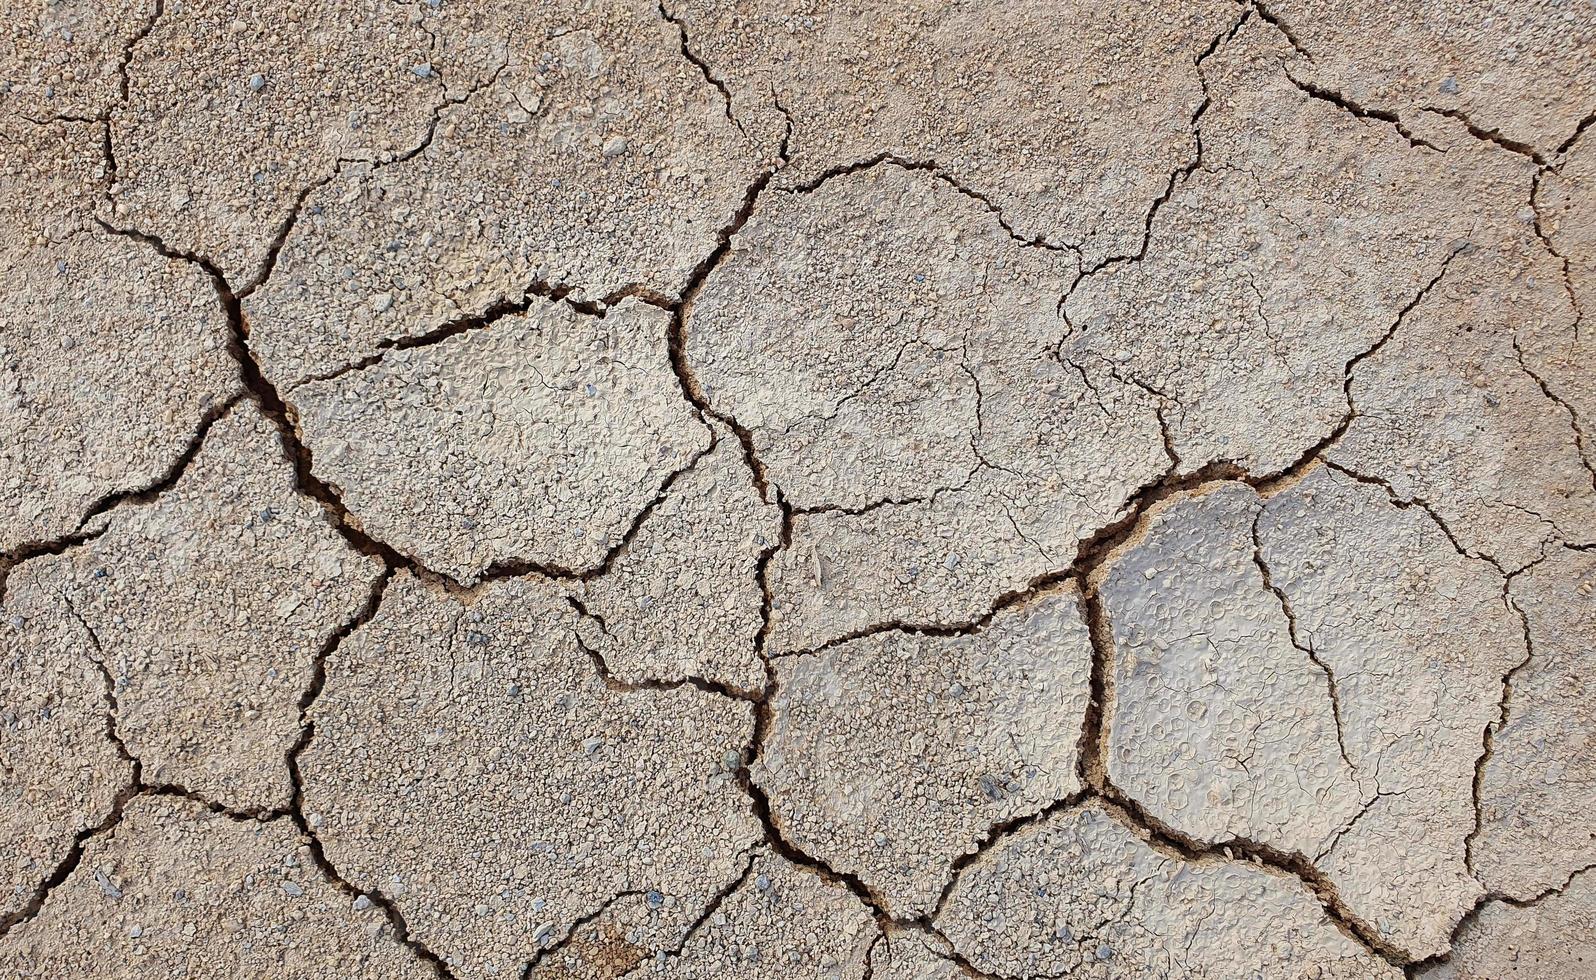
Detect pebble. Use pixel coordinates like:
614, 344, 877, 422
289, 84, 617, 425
249, 73, 266, 92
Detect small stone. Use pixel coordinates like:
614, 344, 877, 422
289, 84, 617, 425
602, 137, 629, 159
249, 73, 266, 92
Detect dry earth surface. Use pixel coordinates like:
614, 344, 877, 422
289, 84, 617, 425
2, 0, 1595, 977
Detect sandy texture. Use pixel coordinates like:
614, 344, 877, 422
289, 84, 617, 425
4, 2, 1594, 976
0, 117, 236, 556
0, 795, 431, 978
34, 400, 382, 810
757, 591, 1092, 916
939, 801, 1399, 978
297, 573, 759, 978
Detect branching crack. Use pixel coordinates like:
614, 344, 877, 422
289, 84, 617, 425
1057, 7, 1247, 334
0, 391, 242, 603
1249, 514, 1357, 775
1511, 334, 1596, 492
281, 569, 455, 977
1405, 862, 1596, 977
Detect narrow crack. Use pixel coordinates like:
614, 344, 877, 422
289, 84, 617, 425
643, 848, 761, 965
1461, 573, 1538, 882
664, 96, 794, 503
1511, 334, 1596, 491
1248, 0, 1313, 61
1419, 106, 1549, 167
1557, 109, 1596, 156
1057, 7, 1246, 334
929, 791, 1091, 922
517, 888, 647, 978
1529, 168, 1584, 341
657, 1, 745, 138
115, 0, 165, 104
1255, 0, 1564, 168
781, 153, 1076, 254
1091, 795, 1411, 964
1322, 460, 1503, 573
285, 278, 616, 390
568, 596, 765, 703
0, 391, 242, 603
1405, 861, 1596, 977
1249, 513, 1357, 775
0, 780, 140, 941
240, 49, 511, 302
59, 594, 141, 781
281, 569, 455, 978
1282, 68, 1443, 153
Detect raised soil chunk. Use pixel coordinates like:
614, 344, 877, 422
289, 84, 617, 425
0, 564, 132, 928
0, 795, 433, 977
1098, 470, 1521, 958
755, 588, 1093, 917
1473, 547, 1596, 899
668, 0, 1236, 264
107, 0, 443, 284
574, 422, 779, 693
689, 162, 1166, 653
291, 298, 710, 585
242, 0, 772, 386
298, 572, 760, 979
937, 801, 1400, 979
0, 117, 236, 556
1417, 870, 1596, 980
40, 399, 383, 811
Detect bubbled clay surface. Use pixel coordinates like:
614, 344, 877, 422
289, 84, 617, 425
2, 1, 1594, 977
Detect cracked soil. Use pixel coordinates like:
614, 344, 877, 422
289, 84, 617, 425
3, 1, 1596, 978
